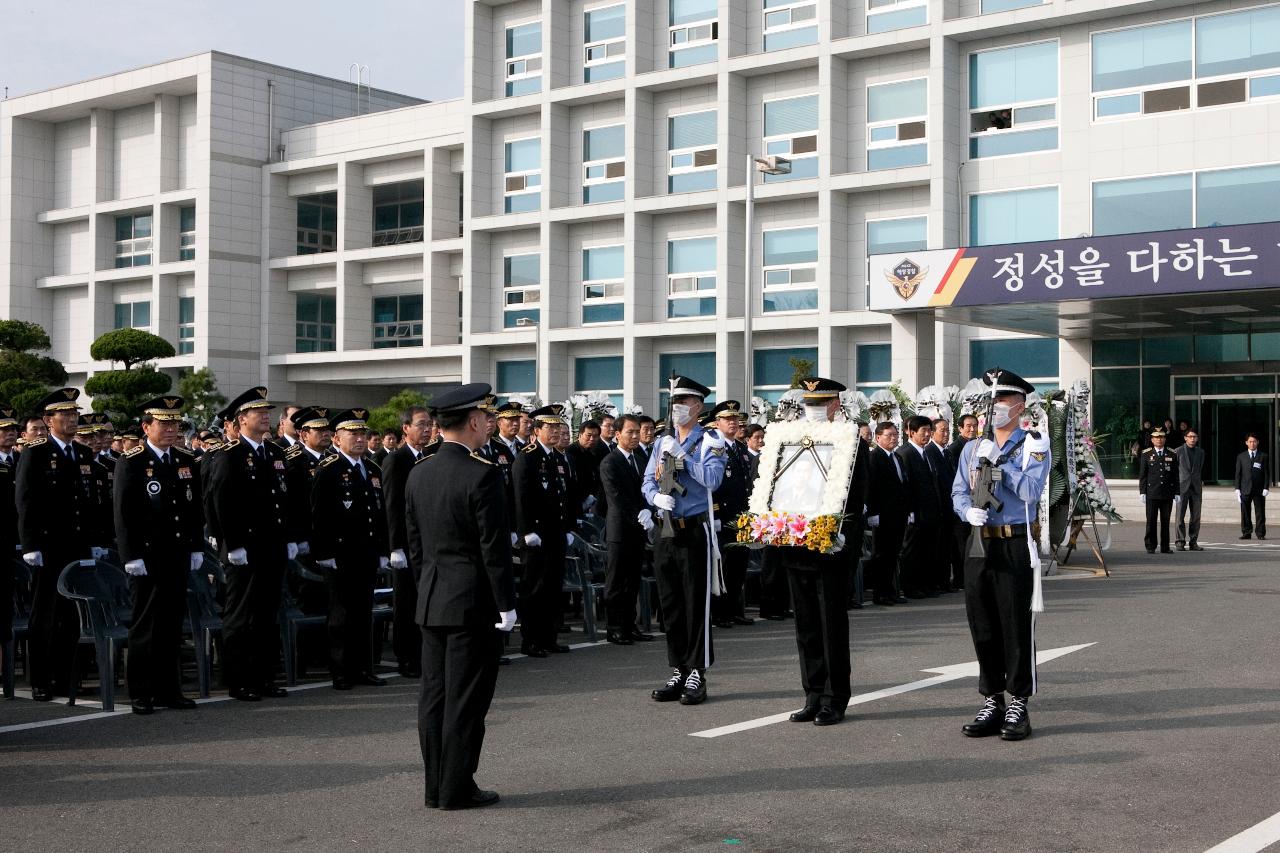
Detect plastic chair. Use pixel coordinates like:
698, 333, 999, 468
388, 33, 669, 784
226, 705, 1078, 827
279, 560, 327, 686
369, 566, 395, 672
186, 551, 226, 698
56, 559, 132, 711
3, 557, 35, 699
563, 539, 607, 641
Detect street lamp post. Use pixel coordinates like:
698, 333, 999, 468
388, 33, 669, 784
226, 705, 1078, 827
744, 154, 791, 404
516, 315, 541, 401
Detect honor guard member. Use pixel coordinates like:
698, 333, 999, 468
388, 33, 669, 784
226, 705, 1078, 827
114, 396, 205, 715
951, 368, 1051, 741
311, 408, 391, 690
405, 382, 516, 811
207, 386, 300, 701
641, 375, 727, 706
1138, 427, 1178, 554
384, 405, 434, 678
775, 379, 870, 726
0, 408, 18, 673
16, 388, 113, 701
706, 401, 751, 629
512, 404, 577, 657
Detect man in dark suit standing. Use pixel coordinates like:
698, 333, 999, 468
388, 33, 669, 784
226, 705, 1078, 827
946, 414, 979, 589
565, 420, 603, 518
0, 408, 20, 686
597, 414, 655, 645
1234, 433, 1269, 540
1174, 427, 1205, 551
865, 422, 911, 606
927, 418, 957, 592
405, 382, 515, 811
384, 405, 433, 678
896, 415, 941, 598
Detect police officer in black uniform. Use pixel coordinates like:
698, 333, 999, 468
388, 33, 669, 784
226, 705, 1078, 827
0, 407, 19, 685
405, 382, 516, 811
311, 408, 390, 690
283, 406, 331, 614
707, 401, 751, 629
478, 398, 518, 527
114, 396, 205, 715
206, 387, 299, 701
512, 404, 576, 658
1138, 427, 1179, 554
16, 388, 113, 700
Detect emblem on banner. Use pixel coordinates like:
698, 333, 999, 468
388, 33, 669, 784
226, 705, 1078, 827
885, 258, 928, 301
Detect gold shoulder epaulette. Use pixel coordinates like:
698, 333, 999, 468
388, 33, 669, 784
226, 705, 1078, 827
413, 454, 431, 465
285, 444, 302, 458
470, 451, 495, 466
318, 454, 341, 467
26, 437, 46, 447
123, 446, 144, 458
173, 445, 194, 457
223, 439, 240, 451
1142, 447, 1154, 454
521, 442, 538, 454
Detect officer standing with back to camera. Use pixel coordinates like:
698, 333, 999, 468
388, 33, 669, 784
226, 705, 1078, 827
952, 368, 1050, 742
405, 382, 516, 811
113, 396, 205, 715
1137, 426, 1178, 554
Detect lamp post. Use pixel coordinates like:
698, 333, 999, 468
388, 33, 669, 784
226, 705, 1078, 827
516, 315, 541, 401
744, 154, 791, 404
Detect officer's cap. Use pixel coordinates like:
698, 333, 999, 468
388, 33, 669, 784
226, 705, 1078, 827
479, 394, 498, 414
799, 377, 846, 401
709, 400, 748, 420
38, 387, 81, 414
495, 401, 524, 419
429, 382, 493, 415
667, 374, 712, 400
982, 367, 1035, 397
95, 415, 116, 434
76, 414, 97, 435
140, 395, 185, 422
225, 386, 273, 417
0, 407, 17, 430
1150, 427, 1167, 438
119, 422, 142, 441
291, 406, 332, 430
529, 404, 567, 427
329, 408, 370, 432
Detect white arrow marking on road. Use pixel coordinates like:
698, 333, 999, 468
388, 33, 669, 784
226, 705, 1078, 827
689, 643, 1096, 739
1204, 809, 1280, 853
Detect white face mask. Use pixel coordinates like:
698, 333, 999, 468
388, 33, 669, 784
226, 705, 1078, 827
671, 403, 694, 427
991, 402, 1017, 428
804, 405, 829, 423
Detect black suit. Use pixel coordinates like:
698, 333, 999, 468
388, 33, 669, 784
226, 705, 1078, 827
566, 442, 601, 517
896, 442, 939, 596
945, 437, 972, 587
0, 450, 18, 654
114, 444, 204, 703
865, 446, 911, 601
598, 448, 648, 631
712, 441, 750, 623
16, 437, 110, 693
925, 441, 955, 590
512, 442, 574, 651
406, 441, 515, 809
383, 443, 424, 671
284, 444, 328, 615
1234, 449, 1269, 538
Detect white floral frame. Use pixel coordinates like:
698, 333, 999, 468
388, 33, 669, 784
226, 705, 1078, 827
747, 420, 858, 517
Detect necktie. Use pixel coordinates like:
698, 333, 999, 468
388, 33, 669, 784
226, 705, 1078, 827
891, 452, 903, 482
257, 444, 267, 463
630, 453, 642, 478
356, 462, 366, 480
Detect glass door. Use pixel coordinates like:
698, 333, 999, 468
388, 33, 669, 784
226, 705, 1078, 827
1201, 398, 1274, 484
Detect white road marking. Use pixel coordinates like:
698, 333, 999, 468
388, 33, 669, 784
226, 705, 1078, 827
689, 643, 1096, 739
1204, 809, 1280, 853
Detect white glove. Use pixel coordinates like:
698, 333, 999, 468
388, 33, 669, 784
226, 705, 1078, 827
714, 519, 722, 533
208, 536, 218, 551
296, 541, 310, 556
22, 551, 43, 567
1140, 494, 1146, 504
866, 515, 880, 529
1235, 489, 1242, 503
524, 532, 542, 548
91, 546, 109, 560
830, 533, 846, 554
965, 507, 989, 527
976, 439, 999, 464
125, 559, 147, 577
701, 431, 726, 453
190, 552, 204, 572
637, 509, 654, 531
652, 493, 676, 512
316, 558, 336, 569
907, 512, 915, 525
286, 542, 299, 560
1025, 432, 1051, 454
582, 494, 597, 511
389, 549, 408, 569
566, 532, 576, 548
510, 532, 519, 547
1265, 489, 1271, 498
495, 609, 517, 632
227, 547, 248, 566
379, 556, 390, 570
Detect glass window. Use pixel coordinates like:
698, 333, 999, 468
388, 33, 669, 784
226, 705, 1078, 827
1092, 174, 1193, 237
668, 110, 717, 194
583, 124, 626, 205
583, 244, 624, 325
669, 0, 718, 68
658, 351, 716, 408
1091, 367, 1140, 477
753, 346, 818, 402
667, 236, 716, 319
295, 293, 336, 353
372, 294, 424, 349
981, 0, 1044, 11
1142, 366, 1171, 421
1194, 333, 1248, 363
867, 216, 928, 256
1196, 6, 1280, 79
178, 206, 196, 261
584, 4, 626, 82
763, 0, 817, 53
969, 338, 1058, 379
1092, 338, 1140, 367
114, 301, 151, 330
969, 187, 1057, 246
497, 360, 536, 395
178, 296, 195, 355
866, 0, 926, 34
296, 193, 337, 255
867, 78, 927, 171
1197, 164, 1280, 228
762, 94, 819, 183
504, 138, 542, 214
114, 213, 153, 268
762, 226, 818, 314
1092, 20, 1192, 93
372, 182, 425, 245
506, 22, 543, 97
1251, 332, 1280, 361
1143, 335, 1193, 365
575, 356, 624, 393
504, 253, 541, 329
969, 41, 1058, 159
856, 343, 891, 394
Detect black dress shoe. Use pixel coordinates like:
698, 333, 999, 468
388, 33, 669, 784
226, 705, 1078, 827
548, 643, 571, 653
1259, 534, 1266, 540
358, 674, 387, 686
229, 687, 262, 702
732, 616, 754, 626
873, 596, 895, 606
261, 685, 288, 698
131, 698, 155, 716
1000, 696, 1032, 741
961, 694, 1005, 737
762, 612, 786, 621
652, 668, 686, 702
904, 590, 926, 599
1146, 548, 1155, 554
1240, 534, 1252, 540
162, 696, 197, 710
893, 595, 909, 604
1160, 548, 1173, 554
425, 798, 439, 809
606, 629, 635, 646
1175, 543, 1185, 551
848, 601, 864, 610
332, 678, 354, 691
813, 707, 845, 726
781, 610, 795, 618
628, 629, 656, 642
556, 626, 572, 634
790, 701, 820, 723
1190, 543, 1204, 551
397, 665, 422, 679
712, 619, 734, 629
441, 789, 500, 811
679, 669, 707, 705
521, 644, 548, 658
31, 687, 54, 702
498, 657, 511, 665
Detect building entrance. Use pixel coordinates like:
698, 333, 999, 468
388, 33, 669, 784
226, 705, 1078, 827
1174, 374, 1276, 485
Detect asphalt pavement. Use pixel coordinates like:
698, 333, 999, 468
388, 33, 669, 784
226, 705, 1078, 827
2, 522, 1279, 852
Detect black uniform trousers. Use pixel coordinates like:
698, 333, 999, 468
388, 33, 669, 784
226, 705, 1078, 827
518, 541, 565, 650
419, 625, 502, 807
950, 523, 970, 588
604, 536, 644, 631
784, 559, 850, 710
326, 557, 376, 678
757, 549, 791, 616
653, 520, 713, 670
127, 553, 190, 701
1144, 498, 1174, 551
1240, 494, 1266, 538
0, 557, 13, 649
222, 555, 285, 691
712, 539, 748, 622
29, 546, 89, 692
393, 566, 421, 669
899, 521, 936, 595
869, 521, 906, 598
1176, 489, 1202, 546
965, 536, 1035, 699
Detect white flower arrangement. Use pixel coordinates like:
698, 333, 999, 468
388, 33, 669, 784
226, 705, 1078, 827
747, 420, 858, 517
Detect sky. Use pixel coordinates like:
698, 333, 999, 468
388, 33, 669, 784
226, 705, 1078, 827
0, 0, 465, 102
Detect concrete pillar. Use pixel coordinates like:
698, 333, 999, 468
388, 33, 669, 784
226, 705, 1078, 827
890, 312, 935, 396
1059, 337, 1091, 388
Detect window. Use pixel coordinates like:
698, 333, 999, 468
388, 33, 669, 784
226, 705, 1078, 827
504, 137, 541, 214
867, 216, 928, 307
575, 356, 625, 410
372, 294, 424, 348
982, 0, 1045, 12
504, 253, 541, 329
970, 339, 1058, 385
669, 0, 718, 68
497, 359, 536, 397
762, 94, 819, 181
754, 346, 818, 403
1197, 163, 1280, 227
762, 226, 818, 313
583, 125, 625, 204
763, 0, 817, 52
114, 300, 151, 330
1092, 20, 1193, 118
658, 351, 716, 409
583, 244, 624, 324
1092, 164, 1280, 236
114, 213, 152, 268
297, 192, 337, 255
296, 293, 336, 353
373, 182, 425, 246
178, 206, 195, 261
506, 21, 542, 97
667, 236, 716, 319
668, 110, 717, 193
867, 0, 926, 34
867, 79, 927, 170
584, 4, 626, 83
969, 41, 1058, 158
856, 343, 891, 396
178, 296, 195, 355
969, 187, 1057, 246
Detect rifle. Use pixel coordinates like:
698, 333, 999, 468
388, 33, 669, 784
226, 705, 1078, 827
656, 371, 685, 539
969, 367, 1003, 556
